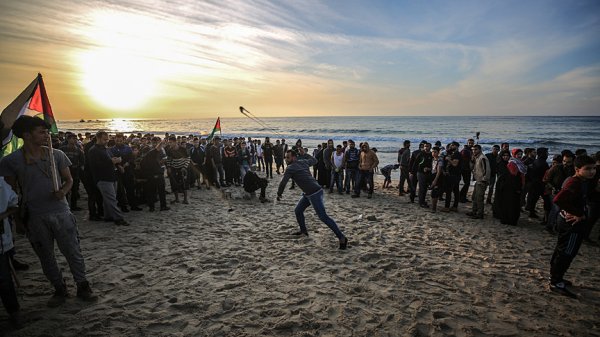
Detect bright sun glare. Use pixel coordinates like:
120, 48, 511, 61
77, 10, 176, 111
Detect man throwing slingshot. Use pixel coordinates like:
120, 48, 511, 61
277, 147, 348, 250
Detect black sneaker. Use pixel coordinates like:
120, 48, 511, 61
292, 231, 308, 237
47, 284, 68, 308
115, 219, 130, 226
160, 206, 171, 211
550, 281, 577, 299
76, 281, 98, 302
131, 206, 143, 211
11, 258, 29, 271
351, 194, 360, 198
339, 237, 348, 250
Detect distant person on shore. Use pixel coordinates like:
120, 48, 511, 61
277, 148, 348, 250
397, 140, 411, 195
549, 155, 596, 298
440, 143, 461, 212
429, 147, 444, 212
352, 142, 379, 199
59, 133, 84, 211
330, 145, 345, 194
494, 149, 525, 226
88, 131, 130, 226
408, 141, 425, 203
381, 164, 400, 189
465, 145, 490, 219
262, 137, 274, 179
312, 144, 322, 179
485, 145, 500, 205
459, 139, 474, 203
0, 116, 98, 308
343, 140, 360, 194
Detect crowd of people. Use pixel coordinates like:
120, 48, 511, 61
0, 115, 599, 329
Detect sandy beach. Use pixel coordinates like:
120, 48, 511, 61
1, 173, 599, 337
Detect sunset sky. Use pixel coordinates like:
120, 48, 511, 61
0, 0, 599, 119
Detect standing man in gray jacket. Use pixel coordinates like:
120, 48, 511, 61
467, 145, 491, 219
277, 148, 348, 250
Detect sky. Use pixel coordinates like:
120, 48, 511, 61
0, 0, 599, 119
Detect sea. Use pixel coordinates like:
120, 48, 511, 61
58, 116, 600, 166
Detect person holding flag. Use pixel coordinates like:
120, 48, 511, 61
0, 116, 98, 307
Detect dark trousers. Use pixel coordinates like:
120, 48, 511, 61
67, 167, 81, 209
460, 171, 471, 201
117, 170, 137, 208
444, 176, 460, 208
354, 170, 374, 196
330, 169, 344, 193
82, 173, 103, 217
265, 157, 273, 178
409, 173, 418, 201
344, 168, 358, 193
0, 253, 19, 314
486, 174, 496, 202
585, 201, 599, 239
417, 172, 431, 205
224, 158, 239, 184
144, 176, 167, 209
550, 215, 588, 283
399, 166, 409, 192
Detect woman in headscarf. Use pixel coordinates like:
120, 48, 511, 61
494, 149, 526, 225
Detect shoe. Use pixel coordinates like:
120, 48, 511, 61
449, 207, 458, 212
398, 192, 405, 196
47, 284, 68, 308
182, 200, 189, 204
89, 215, 103, 221
9, 311, 24, 330
409, 198, 415, 203
367, 194, 372, 199
440, 207, 450, 212
131, 206, 142, 211
329, 190, 334, 194
11, 258, 29, 271
170, 200, 179, 204
115, 219, 130, 226
259, 197, 270, 203
71, 206, 83, 211
338, 191, 343, 195
465, 212, 475, 217
419, 203, 429, 208
120, 206, 130, 213
292, 231, 308, 237
339, 237, 348, 250
351, 194, 360, 198
148, 207, 155, 212
160, 206, 171, 211
76, 281, 98, 302
550, 282, 577, 299
470, 215, 484, 219
346, 191, 350, 194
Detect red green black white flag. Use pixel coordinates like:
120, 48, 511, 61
1, 73, 58, 156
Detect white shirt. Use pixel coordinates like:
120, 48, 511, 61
1, 177, 19, 254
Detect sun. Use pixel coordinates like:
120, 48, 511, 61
79, 49, 157, 110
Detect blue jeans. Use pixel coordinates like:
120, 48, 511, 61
294, 189, 345, 240
330, 169, 344, 193
344, 168, 358, 193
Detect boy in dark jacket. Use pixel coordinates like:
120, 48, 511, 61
549, 155, 597, 298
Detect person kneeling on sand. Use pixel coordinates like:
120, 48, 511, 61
277, 148, 348, 250
243, 165, 269, 203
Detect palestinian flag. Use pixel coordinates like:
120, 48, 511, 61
1, 73, 58, 156
206, 117, 221, 142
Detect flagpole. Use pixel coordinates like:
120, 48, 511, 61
47, 133, 60, 191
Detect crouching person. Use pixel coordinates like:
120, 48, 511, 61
243, 165, 269, 203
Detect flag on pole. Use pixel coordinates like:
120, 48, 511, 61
1, 73, 58, 156
206, 117, 221, 142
